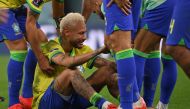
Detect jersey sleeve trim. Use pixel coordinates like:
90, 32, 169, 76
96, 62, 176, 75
26, 0, 41, 14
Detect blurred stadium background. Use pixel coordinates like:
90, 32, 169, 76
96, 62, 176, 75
0, 0, 190, 109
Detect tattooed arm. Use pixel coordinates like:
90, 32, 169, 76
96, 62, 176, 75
52, 47, 107, 68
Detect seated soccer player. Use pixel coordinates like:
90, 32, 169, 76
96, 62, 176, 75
32, 13, 118, 109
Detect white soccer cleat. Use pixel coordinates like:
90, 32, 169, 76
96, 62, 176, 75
156, 101, 168, 109
133, 97, 147, 109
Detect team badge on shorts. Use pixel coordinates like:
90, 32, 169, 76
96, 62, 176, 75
12, 23, 21, 35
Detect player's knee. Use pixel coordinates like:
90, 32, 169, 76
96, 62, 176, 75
64, 69, 80, 81
10, 50, 28, 62
100, 66, 115, 76
103, 61, 116, 72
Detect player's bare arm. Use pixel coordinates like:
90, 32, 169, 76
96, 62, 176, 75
82, 0, 95, 21
26, 10, 54, 74
52, 46, 107, 68
52, 0, 64, 34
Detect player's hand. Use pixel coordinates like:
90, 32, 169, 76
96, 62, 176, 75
0, 9, 8, 23
38, 55, 55, 76
107, 0, 132, 15
93, 0, 104, 19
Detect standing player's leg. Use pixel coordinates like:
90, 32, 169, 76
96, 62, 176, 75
106, 28, 136, 109
156, 39, 177, 109
166, 0, 190, 78
21, 29, 47, 109
5, 39, 27, 109
135, 0, 176, 92
130, 1, 147, 107
167, 45, 190, 78
20, 48, 37, 109
103, 0, 136, 108
143, 45, 161, 108
0, 9, 27, 109
11, 6, 37, 109
134, 29, 161, 91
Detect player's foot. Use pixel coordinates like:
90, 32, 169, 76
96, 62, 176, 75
8, 103, 23, 109
102, 101, 117, 109
0, 96, 5, 102
133, 97, 147, 109
19, 96, 33, 109
156, 101, 168, 109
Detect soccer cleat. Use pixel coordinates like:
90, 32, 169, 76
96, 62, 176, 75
19, 96, 33, 109
102, 101, 117, 109
156, 101, 168, 109
133, 97, 147, 109
8, 103, 23, 109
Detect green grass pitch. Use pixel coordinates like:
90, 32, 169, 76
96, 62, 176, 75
0, 55, 190, 109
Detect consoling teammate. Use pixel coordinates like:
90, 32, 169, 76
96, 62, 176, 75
0, 1, 31, 108
102, 0, 137, 108
82, 0, 147, 108
0, 0, 64, 108
32, 13, 118, 109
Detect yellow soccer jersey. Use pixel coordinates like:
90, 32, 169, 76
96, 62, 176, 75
26, 0, 51, 14
32, 37, 94, 109
0, 0, 25, 8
